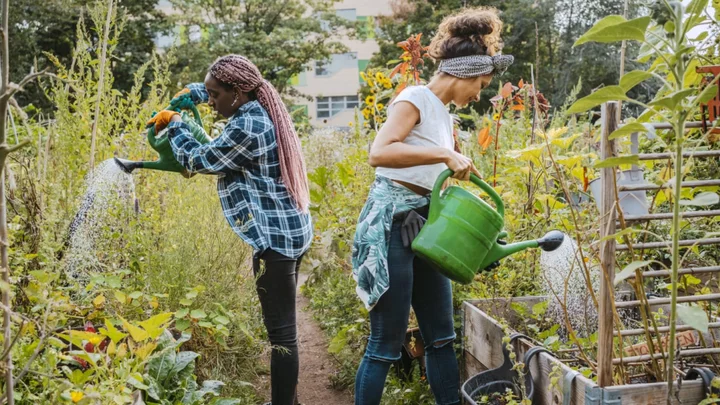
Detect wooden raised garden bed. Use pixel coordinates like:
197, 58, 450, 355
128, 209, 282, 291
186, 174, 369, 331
462, 297, 711, 405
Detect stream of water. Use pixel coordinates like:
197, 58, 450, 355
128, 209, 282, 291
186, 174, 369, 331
64, 158, 136, 281
540, 235, 599, 338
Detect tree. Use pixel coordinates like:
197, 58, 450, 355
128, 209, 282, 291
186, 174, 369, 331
370, 0, 655, 112
167, 0, 351, 97
9, 0, 169, 114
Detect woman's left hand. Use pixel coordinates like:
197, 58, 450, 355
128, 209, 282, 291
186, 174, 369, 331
146, 110, 180, 132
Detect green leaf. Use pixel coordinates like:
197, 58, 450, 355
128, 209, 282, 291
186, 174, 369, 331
677, 304, 709, 333
574, 15, 651, 47
614, 260, 654, 286
619, 71, 653, 92
531, 301, 548, 317
179, 298, 193, 306
214, 315, 230, 325
650, 88, 695, 110
190, 309, 207, 319
679, 191, 719, 206
594, 155, 639, 169
175, 319, 191, 331
199, 380, 225, 395
210, 399, 243, 405
127, 373, 149, 390
567, 86, 628, 114
198, 321, 214, 328
175, 308, 189, 318
172, 351, 200, 378
148, 349, 176, 382
128, 291, 143, 299
609, 122, 648, 140
698, 85, 719, 105
688, 0, 709, 16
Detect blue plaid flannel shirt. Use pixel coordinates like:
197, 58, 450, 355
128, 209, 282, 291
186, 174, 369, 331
166, 83, 312, 259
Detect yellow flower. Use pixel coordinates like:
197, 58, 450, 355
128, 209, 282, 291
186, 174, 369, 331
376, 103, 385, 110
348, 122, 354, 127
492, 113, 501, 121
382, 79, 392, 89
365, 95, 376, 105
375, 71, 386, 82
402, 55, 411, 62
360, 72, 367, 82
70, 391, 84, 403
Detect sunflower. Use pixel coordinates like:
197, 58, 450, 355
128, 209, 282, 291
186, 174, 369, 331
375, 71, 386, 82
382, 79, 392, 89
492, 113, 501, 121
376, 103, 385, 110
365, 95, 376, 105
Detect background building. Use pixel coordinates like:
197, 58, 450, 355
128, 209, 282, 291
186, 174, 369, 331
155, 0, 392, 129
289, 0, 392, 128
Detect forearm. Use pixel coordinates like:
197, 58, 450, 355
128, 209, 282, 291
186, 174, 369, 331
368, 143, 449, 168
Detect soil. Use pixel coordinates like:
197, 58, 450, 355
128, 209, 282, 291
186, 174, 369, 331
254, 272, 354, 405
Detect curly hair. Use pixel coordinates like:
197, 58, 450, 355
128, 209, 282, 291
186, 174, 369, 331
428, 7, 504, 61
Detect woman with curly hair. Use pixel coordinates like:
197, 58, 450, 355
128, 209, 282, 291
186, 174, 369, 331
147, 55, 312, 405
351, 8, 513, 405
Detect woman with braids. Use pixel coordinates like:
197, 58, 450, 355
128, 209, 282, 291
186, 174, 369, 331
351, 8, 512, 405
146, 55, 312, 405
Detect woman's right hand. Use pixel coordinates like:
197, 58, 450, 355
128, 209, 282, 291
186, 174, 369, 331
445, 150, 481, 181
169, 87, 193, 110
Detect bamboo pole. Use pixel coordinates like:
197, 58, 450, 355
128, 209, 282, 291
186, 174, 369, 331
640, 266, 720, 278
617, 238, 720, 251
620, 322, 720, 337
88, 0, 113, 171
597, 102, 619, 387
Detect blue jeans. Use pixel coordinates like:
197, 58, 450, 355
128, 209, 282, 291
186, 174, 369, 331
355, 221, 460, 405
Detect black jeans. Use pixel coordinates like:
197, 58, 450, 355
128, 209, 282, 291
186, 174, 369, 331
253, 249, 304, 405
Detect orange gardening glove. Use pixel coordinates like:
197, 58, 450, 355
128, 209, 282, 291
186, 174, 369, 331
173, 88, 190, 99
146, 110, 180, 133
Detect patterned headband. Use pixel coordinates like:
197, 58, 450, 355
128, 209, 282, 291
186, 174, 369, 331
437, 54, 514, 78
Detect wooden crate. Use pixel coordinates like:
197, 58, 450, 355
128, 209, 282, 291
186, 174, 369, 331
462, 298, 708, 405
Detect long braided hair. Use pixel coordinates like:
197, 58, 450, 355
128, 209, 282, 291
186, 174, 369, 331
209, 54, 310, 212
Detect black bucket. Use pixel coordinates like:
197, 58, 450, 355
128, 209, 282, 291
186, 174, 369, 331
461, 334, 550, 404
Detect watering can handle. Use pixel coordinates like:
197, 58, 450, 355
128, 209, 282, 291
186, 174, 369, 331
430, 169, 505, 219
146, 104, 203, 148
167, 103, 203, 127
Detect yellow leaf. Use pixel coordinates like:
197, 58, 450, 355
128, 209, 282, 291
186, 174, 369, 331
138, 312, 173, 339
116, 343, 127, 358
92, 295, 106, 308
64, 330, 104, 346
550, 133, 580, 149
134, 342, 157, 361
535, 194, 568, 210
121, 318, 149, 342
107, 340, 117, 356
99, 319, 127, 344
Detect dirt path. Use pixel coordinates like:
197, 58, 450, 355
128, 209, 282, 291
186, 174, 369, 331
254, 273, 353, 404
295, 272, 353, 405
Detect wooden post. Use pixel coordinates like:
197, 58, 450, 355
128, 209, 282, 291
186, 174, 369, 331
597, 102, 618, 387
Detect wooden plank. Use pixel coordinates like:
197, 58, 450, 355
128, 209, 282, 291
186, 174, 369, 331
463, 351, 486, 381
463, 301, 506, 370
637, 121, 704, 130
617, 237, 720, 251
640, 265, 720, 278
637, 150, 720, 160
618, 179, 720, 191
462, 299, 710, 404
620, 321, 720, 336
620, 209, 720, 222
616, 292, 720, 308
604, 380, 705, 404
597, 101, 618, 387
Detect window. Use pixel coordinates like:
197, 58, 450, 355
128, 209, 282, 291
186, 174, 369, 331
335, 8, 357, 21
316, 95, 359, 118
314, 52, 358, 77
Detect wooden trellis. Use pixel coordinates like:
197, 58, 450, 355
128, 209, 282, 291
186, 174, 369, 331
596, 101, 720, 386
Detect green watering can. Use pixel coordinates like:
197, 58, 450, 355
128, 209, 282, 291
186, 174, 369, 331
411, 169, 565, 284
114, 104, 212, 178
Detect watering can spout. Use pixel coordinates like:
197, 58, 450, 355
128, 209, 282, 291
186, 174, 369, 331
114, 157, 143, 174
478, 230, 565, 270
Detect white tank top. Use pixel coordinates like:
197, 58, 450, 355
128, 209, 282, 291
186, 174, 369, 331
375, 85, 455, 191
